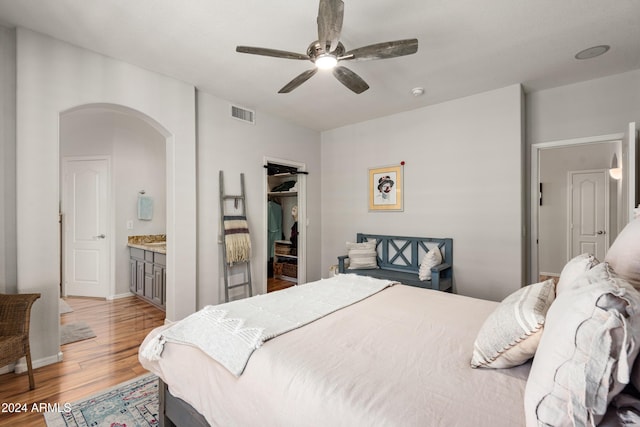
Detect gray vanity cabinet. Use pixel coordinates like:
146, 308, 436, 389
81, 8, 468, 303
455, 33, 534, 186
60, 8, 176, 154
129, 247, 166, 310
130, 248, 145, 296
152, 254, 166, 308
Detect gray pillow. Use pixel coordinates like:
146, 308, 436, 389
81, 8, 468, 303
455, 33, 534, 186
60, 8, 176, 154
524, 263, 640, 426
346, 240, 378, 270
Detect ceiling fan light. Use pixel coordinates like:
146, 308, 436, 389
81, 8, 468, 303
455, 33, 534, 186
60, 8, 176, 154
315, 54, 338, 69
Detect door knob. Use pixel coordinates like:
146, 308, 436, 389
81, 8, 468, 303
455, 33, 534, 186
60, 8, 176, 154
95, 234, 106, 239
597, 230, 605, 235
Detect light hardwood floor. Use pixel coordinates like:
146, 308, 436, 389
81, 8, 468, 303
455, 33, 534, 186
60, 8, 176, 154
267, 277, 295, 293
0, 296, 165, 427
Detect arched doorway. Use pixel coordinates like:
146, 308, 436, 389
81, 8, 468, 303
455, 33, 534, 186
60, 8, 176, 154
60, 104, 169, 301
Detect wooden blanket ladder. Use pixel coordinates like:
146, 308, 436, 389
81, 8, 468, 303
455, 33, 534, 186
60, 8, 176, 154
219, 171, 253, 302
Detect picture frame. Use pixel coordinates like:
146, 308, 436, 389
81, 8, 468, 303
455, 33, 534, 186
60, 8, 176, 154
369, 165, 403, 211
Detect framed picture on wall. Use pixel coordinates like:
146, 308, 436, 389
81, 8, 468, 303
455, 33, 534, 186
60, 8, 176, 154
369, 164, 403, 211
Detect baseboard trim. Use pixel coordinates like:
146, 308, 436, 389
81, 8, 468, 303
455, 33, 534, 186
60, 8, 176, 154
107, 292, 134, 300
13, 351, 64, 373
0, 363, 15, 375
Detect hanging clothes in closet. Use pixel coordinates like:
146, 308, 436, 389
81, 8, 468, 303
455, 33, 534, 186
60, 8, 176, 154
267, 199, 282, 258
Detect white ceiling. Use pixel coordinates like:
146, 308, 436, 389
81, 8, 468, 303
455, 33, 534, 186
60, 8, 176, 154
0, 0, 638, 131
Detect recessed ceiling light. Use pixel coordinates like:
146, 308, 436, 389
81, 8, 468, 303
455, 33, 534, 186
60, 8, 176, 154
575, 45, 610, 60
411, 87, 425, 97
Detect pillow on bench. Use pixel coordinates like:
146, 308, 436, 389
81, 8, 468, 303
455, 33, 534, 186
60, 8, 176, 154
418, 246, 443, 281
346, 240, 378, 270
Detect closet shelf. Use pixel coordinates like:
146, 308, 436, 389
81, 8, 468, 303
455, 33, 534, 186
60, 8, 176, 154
268, 191, 298, 197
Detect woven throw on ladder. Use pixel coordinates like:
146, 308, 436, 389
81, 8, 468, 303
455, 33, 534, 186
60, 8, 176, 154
224, 215, 251, 264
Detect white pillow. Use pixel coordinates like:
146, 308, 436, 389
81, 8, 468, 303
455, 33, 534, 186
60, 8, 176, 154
346, 240, 378, 270
556, 253, 599, 294
418, 246, 443, 281
470, 279, 555, 369
605, 217, 640, 289
524, 263, 640, 427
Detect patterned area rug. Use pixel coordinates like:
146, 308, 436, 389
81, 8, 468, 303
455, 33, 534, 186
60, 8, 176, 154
44, 374, 159, 427
60, 321, 97, 345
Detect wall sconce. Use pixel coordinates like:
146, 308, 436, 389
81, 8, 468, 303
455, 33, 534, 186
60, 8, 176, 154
609, 153, 622, 180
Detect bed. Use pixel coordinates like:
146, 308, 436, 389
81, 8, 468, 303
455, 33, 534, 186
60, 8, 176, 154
139, 218, 640, 427
140, 279, 530, 426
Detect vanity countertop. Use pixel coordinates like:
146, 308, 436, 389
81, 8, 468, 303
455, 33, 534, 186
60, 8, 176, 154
127, 234, 166, 254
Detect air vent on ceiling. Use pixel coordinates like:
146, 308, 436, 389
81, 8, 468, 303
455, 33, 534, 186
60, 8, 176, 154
230, 105, 255, 124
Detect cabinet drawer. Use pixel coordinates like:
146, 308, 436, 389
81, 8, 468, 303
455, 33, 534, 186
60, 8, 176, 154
145, 250, 154, 262
130, 247, 145, 260
154, 253, 166, 266
145, 262, 154, 274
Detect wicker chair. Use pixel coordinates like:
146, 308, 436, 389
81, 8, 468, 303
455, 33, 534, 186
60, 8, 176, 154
0, 293, 41, 390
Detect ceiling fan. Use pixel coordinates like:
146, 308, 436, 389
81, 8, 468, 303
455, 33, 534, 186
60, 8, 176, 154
236, 0, 418, 94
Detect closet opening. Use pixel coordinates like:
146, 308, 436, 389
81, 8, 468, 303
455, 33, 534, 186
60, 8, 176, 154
265, 160, 307, 293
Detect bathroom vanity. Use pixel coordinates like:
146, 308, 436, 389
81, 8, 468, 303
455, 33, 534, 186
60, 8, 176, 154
128, 235, 166, 310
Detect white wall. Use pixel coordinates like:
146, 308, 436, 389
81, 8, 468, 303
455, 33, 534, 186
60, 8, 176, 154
15, 28, 196, 366
0, 26, 16, 294
321, 85, 524, 302
527, 70, 640, 145
60, 109, 167, 297
196, 91, 321, 306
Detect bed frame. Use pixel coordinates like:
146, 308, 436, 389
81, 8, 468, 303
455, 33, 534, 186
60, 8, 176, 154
159, 378, 210, 427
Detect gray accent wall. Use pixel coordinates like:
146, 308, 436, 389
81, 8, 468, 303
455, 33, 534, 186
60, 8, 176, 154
195, 91, 322, 307
15, 27, 197, 366
321, 85, 525, 302
526, 70, 640, 146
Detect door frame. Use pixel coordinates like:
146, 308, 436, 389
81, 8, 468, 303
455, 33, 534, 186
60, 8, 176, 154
61, 155, 114, 298
530, 132, 625, 284
566, 169, 609, 262
263, 156, 307, 291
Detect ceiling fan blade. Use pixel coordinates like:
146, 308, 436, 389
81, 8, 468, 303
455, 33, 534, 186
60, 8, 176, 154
236, 46, 309, 60
278, 68, 319, 93
317, 0, 344, 53
342, 38, 418, 61
332, 66, 369, 94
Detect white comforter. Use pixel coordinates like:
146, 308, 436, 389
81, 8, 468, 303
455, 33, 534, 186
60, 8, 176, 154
141, 274, 394, 376
140, 282, 530, 427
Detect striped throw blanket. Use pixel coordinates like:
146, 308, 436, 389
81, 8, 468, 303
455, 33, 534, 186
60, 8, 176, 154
223, 215, 251, 264
141, 274, 396, 376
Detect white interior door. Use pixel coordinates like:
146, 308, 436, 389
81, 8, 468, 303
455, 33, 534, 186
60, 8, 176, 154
62, 157, 110, 297
568, 170, 608, 261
